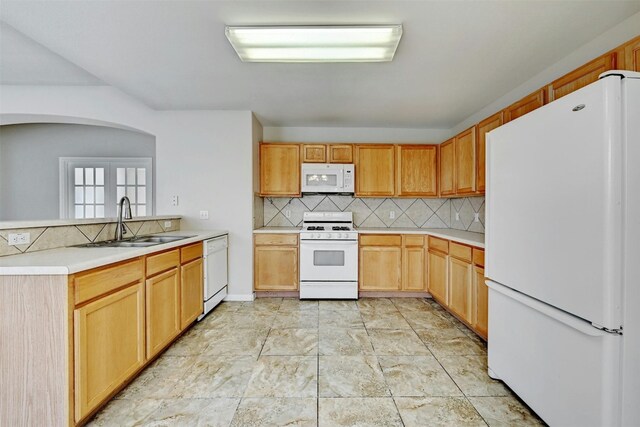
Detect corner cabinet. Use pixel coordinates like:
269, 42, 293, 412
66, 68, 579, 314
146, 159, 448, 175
260, 143, 300, 196
254, 233, 299, 291
438, 139, 455, 197
355, 144, 395, 197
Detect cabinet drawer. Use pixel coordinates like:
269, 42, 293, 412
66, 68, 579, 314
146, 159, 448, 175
255, 233, 299, 246
450, 242, 472, 263
181, 242, 203, 264
427, 236, 449, 254
360, 234, 402, 247
473, 248, 485, 267
402, 235, 425, 247
146, 249, 180, 277
74, 258, 144, 305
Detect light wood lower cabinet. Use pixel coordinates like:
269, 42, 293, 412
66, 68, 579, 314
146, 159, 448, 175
448, 257, 473, 324
145, 268, 181, 359
359, 246, 402, 291
401, 235, 426, 291
181, 258, 204, 328
427, 250, 448, 303
473, 265, 488, 339
254, 234, 299, 291
74, 282, 145, 422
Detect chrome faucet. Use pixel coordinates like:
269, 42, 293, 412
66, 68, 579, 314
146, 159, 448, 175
115, 196, 133, 241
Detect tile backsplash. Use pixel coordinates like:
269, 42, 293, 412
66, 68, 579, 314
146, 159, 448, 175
263, 195, 485, 233
0, 218, 180, 257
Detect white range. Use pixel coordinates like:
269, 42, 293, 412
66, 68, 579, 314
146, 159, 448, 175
299, 211, 358, 299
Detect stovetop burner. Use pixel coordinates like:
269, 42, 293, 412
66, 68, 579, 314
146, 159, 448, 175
306, 226, 325, 231
332, 226, 351, 231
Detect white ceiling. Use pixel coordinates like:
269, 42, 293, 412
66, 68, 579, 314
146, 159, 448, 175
1, 1, 639, 128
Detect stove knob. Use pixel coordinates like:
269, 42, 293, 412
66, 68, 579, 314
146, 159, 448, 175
324, 233, 332, 239
342, 233, 348, 239
315, 233, 321, 239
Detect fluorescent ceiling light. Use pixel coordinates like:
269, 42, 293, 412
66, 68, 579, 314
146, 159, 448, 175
225, 25, 403, 63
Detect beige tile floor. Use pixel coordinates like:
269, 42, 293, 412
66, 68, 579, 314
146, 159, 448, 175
88, 298, 545, 427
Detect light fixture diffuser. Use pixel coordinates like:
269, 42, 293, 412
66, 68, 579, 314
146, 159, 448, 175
225, 25, 403, 63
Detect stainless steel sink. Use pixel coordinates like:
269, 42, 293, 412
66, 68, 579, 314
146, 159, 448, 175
76, 235, 194, 248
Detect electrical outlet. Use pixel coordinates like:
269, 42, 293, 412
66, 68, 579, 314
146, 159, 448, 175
389, 210, 395, 219
199, 210, 209, 220
8, 232, 30, 246
474, 213, 480, 222
285, 210, 291, 218
164, 220, 172, 228
171, 195, 179, 206
455, 212, 460, 221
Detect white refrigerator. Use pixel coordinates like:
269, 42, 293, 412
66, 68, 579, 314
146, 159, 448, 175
486, 70, 639, 427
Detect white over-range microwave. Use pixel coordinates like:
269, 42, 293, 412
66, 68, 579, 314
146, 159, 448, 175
301, 163, 355, 194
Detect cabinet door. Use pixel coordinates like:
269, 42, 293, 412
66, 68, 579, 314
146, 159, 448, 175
328, 144, 353, 163
146, 268, 181, 359
474, 265, 488, 339
476, 112, 503, 193
455, 127, 477, 194
624, 36, 640, 72
359, 246, 401, 291
427, 250, 448, 303
302, 144, 327, 163
396, 145, 438, 196
254, 246, 298, 290
550, 52, 617, 101
503, 88, 546, 123
74, 283, 145, 422
448, 257, 473, 324
181, 258, 203, 329
402, 246, 426, 291
439, 139, 455, 197
260, 144, 300, 196
355, 145, 395, 196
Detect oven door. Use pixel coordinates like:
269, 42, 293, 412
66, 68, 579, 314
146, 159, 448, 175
301, 165, 344, 193
300, 240, 358, 282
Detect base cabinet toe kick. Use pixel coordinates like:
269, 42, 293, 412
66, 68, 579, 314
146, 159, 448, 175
0, 240, 209, 427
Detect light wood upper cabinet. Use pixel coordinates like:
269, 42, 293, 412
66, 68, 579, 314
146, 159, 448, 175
401, 235, 426, 291
260, 143, 300, 196
396, 145, 438, 197
328, 144, 353, 163
624, 36, 640, 72
448, 256, 473, 324
439, 138, 455, 197
181, 257, 203, 329
427, 250, 448, 304
454, 127, 477, 195
355, 145, 395, 197
302, 144, 327, 163
550, 52, 617, 101
254, 234, 299, 291
145, 268, 181, 359
74, 282, 145, 422
476, 112, 503, 193
503, 88, 546, 123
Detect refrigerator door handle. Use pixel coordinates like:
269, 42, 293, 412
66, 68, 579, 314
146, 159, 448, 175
486, 280, 610, 337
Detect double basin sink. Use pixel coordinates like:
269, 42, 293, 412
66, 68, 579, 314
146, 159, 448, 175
77, 235, 194, 248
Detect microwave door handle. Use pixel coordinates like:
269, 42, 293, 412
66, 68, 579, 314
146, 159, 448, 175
337, 169, 344, 189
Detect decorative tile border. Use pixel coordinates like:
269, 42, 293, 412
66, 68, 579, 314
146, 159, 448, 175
263, 196, 485, 233
0, 218, 181, 257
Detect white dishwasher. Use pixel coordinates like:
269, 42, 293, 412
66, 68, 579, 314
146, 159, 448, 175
198, 234, 228, 320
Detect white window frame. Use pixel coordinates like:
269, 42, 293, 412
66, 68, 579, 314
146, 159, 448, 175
59, 157, 154, 219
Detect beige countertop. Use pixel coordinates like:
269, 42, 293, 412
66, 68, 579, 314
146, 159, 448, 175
253, 227, 484, 248
0, 230, 228, 276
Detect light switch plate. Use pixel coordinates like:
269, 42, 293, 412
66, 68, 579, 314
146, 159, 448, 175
164, 221, 172, 228
285, 210, 291, 218
389, 211, 395, 219
8, 232, 30, 246
199, 210, 209, 220
455, 212, 460, 221
474, 213, 480, 222
171, 195, 179, 206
